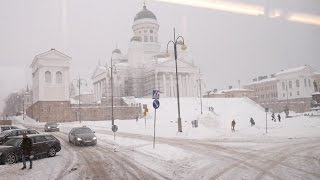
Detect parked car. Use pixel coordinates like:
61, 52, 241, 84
68, 126, 97, 146
0, 129, 39, 145
0, 125, 19, 133
44, 122, 59, 132
0, 134, 61, 164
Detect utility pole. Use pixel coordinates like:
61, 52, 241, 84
72, 76, 87, 123
198, 68, 203, 114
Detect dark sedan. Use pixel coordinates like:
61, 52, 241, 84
68, 126, 97, 146
0, 134, 61, 164
44, 122, 60, 132
0, 129, 39, 145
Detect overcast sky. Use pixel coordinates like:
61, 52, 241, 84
1, 0, 320, 111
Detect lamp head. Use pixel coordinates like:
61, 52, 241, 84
165, 51, 170, 57
181, 44, 187, 50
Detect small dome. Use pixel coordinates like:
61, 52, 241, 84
112, 48, 121, 54
134, 5, 157, 21
130, 36, 142, 42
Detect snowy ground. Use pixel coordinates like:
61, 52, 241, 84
1, 97, 320, 180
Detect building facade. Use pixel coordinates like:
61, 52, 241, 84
244, 65, 318, 112
92, 5, 199, 102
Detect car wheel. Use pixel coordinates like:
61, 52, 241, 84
48, 147, 56, 157
5, 153, 17, 164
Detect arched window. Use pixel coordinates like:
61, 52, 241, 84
45, 71, 51, 83
56, 71, 63, 84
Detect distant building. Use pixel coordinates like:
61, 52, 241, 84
244, 65, 317, 112
26, 49, 141, 122
204, 88, 254, 98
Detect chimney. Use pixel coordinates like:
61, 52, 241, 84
253, 78, 257, 82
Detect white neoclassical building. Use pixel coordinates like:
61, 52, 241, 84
30, 48, 71, 103
92, 4, 199, 102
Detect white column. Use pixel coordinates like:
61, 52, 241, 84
155, 71, 158, 90
186, 74, 190, 97
163, 73, 167, 97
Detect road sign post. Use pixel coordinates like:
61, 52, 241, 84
265, 108, 269, 134
153, 99, 160, 149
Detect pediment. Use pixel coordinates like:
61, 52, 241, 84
31, 49, 71, 68
91, 66, 107, 79
36, 49, 71, 60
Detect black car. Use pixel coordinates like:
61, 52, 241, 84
44, 122, 60, 132
68, 126, 97, 146
0, 125, 19, 132
0, 134, 61, 164
0, 129, 39, 145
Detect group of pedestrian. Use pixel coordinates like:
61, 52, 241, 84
209, 106, 214, 112
231, 113, 282, 132
271, 113, 281, 122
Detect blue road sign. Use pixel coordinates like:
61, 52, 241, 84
153, 99, 160, 109
152, 90, 160, 99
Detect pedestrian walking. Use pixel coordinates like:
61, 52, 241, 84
231, 119, 236, 132
271, 113, 276, 122
21, 133, 33, 169
250, 117, 255, 126
277, 114, 281, 122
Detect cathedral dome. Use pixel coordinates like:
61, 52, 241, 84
134, 5, 157, 21
112, 48, 121, 54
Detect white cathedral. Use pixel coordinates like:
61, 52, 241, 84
92, 4, 200, 102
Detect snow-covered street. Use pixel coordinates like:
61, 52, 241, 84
1, 111, 320, 180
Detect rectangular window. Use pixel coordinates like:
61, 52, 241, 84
150, 36, 153, 42
297, 91, 300, 95
144, 36, 148, 42
282, 82, 285, 90
283, 93, 285, 97
290, 92, 292, 96
304, 79, 307, 87
289, 81, 292, 89
296, 80, 300, 87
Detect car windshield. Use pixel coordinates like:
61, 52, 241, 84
75, 128, 93, 134
47, 123, 58, 127
3, 138, 22, 147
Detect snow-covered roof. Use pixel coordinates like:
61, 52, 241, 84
246, 77, 277, 86
275, 65, 309, 76
221, 88, 254, 93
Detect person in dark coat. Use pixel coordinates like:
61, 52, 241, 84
271, 113, 276, 122
231, 119, 236, 132
21, 133, 33, 169
250, 117, 255, 126
277, 114, 281, 122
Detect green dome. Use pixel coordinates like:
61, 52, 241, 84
134, 5, 157, 21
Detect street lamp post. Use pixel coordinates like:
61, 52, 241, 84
110, 57, 114, 126
166, 28, 187, 133
72, 76, 87, 123
197, 68, 203, 115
